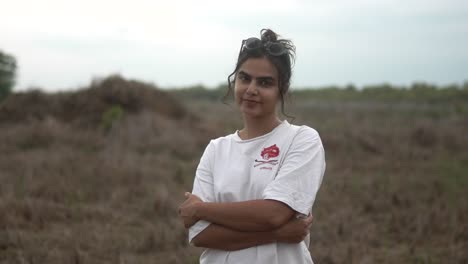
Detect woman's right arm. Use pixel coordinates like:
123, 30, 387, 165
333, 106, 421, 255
191, 224, 276, 251
191, 214, 313, 251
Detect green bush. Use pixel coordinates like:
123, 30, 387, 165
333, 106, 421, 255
101, 105, 124, 132
0, 50, 17, 101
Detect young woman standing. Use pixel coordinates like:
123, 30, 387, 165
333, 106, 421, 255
178, 29, 326, 264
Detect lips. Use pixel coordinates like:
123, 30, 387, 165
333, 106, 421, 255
242, 98, 261, 103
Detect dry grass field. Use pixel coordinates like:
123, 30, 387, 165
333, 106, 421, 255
0, 76, 467, 263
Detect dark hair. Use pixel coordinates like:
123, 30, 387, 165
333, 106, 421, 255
225, 29, 296, 118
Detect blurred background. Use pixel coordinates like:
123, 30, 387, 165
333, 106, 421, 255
1, 0, 467, 263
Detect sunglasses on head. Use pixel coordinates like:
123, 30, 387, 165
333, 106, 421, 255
239, 37, 288, 57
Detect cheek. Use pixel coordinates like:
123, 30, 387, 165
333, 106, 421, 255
268, 90, 281, 104
234, 82, 248, 97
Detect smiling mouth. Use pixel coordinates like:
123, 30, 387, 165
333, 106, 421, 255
243, 99, 260, 103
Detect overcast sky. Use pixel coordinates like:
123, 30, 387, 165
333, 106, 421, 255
1, 0, 468, 91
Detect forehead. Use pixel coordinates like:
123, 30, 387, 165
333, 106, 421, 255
238, 57, 278, 79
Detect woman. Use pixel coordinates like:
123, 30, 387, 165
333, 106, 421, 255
178, 29, 326, 264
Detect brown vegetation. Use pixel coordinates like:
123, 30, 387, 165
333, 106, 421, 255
0, 76, 467, 263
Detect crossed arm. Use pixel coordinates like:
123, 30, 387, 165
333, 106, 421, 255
178, 193, 312, 251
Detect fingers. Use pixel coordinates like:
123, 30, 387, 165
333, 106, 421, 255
305, 214, 313, 224
178, 192, 195, 217
298, 214, 313, 230
305, 215, 313, 230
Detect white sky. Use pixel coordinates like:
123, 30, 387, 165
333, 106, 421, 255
1, 0, 468, 91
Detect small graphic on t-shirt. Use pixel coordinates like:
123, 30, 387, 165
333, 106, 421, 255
261, 144, 279, 160
254, 144, 279, 168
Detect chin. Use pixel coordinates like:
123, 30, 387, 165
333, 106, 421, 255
241, 110, 265, 119
240, 108, 259, 117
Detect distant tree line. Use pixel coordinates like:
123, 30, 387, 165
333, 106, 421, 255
292, 82, 468, 103
0, 50, 17, 101
170, 82, 468, 104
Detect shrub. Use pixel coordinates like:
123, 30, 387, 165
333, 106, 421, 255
101, 104, 124, 132
0, 50, 17, 101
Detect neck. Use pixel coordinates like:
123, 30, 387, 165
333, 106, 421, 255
239, 114, 282, 140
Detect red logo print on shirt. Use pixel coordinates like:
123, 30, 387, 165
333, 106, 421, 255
261, 144, 279, 160
254, 144, 279, 168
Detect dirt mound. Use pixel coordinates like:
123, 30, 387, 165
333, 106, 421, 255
0, 75, 188, 127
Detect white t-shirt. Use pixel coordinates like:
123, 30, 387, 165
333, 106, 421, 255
189, 120, 326, 264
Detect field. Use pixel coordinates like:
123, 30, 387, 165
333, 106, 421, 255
0, 76, 467, 263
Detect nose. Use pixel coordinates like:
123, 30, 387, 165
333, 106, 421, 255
246, 82, 258, 96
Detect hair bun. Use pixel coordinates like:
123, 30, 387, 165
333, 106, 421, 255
260, 29, 278, 42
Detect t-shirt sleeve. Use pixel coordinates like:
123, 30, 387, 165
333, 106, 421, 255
188, 141, 215, 244
262, 126, 326, 215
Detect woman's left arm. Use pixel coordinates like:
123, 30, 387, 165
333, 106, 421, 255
180, 194, 295, 231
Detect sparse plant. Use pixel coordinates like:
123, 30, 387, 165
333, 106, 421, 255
101, 104, 124, 132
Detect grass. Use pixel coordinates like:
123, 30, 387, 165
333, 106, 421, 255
0, 76, 467, 263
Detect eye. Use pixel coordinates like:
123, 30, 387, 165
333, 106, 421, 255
259, 79, 273, 87
238, 74, 250, 83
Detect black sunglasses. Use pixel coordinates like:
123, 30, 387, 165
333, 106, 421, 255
239, 37, 288, 57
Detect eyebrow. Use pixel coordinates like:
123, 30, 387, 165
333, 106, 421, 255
238, 70, 275, 82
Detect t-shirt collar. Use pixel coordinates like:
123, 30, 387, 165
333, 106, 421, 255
233, 120, 289, 142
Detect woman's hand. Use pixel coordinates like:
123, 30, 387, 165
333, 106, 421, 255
178, 192, 203, 228
274, 214, 313, 243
